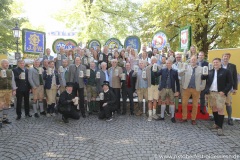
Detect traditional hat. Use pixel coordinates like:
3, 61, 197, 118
66, 82, 74, 87
101, 81, 109, 87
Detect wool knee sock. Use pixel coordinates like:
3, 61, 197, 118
170, 105, 175, 118
161, 105, 166, 118
226, 105, 232, 120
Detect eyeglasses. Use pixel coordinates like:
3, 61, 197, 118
176, 57, 181, 58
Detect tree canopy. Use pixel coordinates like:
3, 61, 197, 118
53, 0, 142, 45
54, 0, 240, 55
0, 0, 28, 54
140, 0, 240, 55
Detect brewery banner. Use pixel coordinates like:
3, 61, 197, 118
52, 39, 77, 53
152, 30, 168, 51
124, 35, 141, 53
22, 29, 46, 55
88, 39, 101, 50
179, 26, 191, 51
105, 38, 123, 52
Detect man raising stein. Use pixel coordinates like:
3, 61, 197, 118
13, 60, 31, 120
98, 81, 116, 121
203, 58, 232, 136
68, 57, 86, 118
0, 59, 17, 128
58, 82, 80, 123
178, 55, 205, 125
28, 59, 46, 118
154, 59, 180, 123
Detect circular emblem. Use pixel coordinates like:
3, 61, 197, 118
88, 39, 101, 50
105, 38, 123, 50
152, 31, 168, 50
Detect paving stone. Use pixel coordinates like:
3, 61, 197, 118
0, 108, 240, 159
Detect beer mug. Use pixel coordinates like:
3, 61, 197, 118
99, 54, 103, 61
48, 68, 53, 75
86, 69, 90, 77
142, 70, 146, 79
57, 54, 61, 60
203, 66, 208, 75
39, 53, 43, 58
183, 63, 188, 70
20, 72, 25, 80
134, 65, 139, 72
152, 63, 158, 72
125, 52, 129, 57
177, 62, 183, 70
1, 70, 7, 78
96, 71, 100, 79
79, 71, 84, 78
114, 69, 119, 76
74, 97, 79, 105
155, 54, 160, 60
84, 58, 88, 65
208, 63, 213, 70
38, 67, 43, 74
123, 61, 126, 67
108, 55, 112, 61
59, 66, 64, 73
99, 92, 104, 100
121, 73, 126, 80
69, 55, 72, 60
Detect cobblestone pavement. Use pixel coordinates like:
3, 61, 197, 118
0, 108, 240, 160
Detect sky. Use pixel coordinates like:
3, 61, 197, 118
18, 0, 145, 49
21, 0, 66, 30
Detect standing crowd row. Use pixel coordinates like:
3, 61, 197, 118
0, 45, 238, 136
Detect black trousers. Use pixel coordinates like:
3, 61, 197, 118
73, 83, 85, 116
122, 87, 134, 113
99, 104, 116, 119
59, 105, 80, 120
111, 88, 120, 112
16, 90, 30, 116
200, 90, 205, 111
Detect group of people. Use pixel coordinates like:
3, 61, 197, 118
0, 45, 238, 136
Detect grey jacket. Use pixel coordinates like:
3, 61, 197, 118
28, 67, 43, 88
55, 54, 67, 70
96, 70, 108, 93
68, 64, 86, 88
178, 65, 206, 91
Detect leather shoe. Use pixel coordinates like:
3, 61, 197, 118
62, 116, 69, 123
34, 113, 40, 118
179, 119, 187, 123
2, 119, 11, 124
200, 110, 206, 115
171, 117, 176, 123
82, 114, 86, 118
26, 114, 32, 118
191, 120, 197, 125
40, 111, 46, 116
228, 119, 233, 126
16, 116, 21, 120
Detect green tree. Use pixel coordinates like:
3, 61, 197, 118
140, 0, 240, 56
54, 0, 142, 45
0, 0, 27, 54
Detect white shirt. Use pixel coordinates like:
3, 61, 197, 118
104, 89, 109, 93
210, 69, 218, 92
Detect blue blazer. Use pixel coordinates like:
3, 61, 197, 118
43, 70, 60, 89
155, 68, 180, 93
